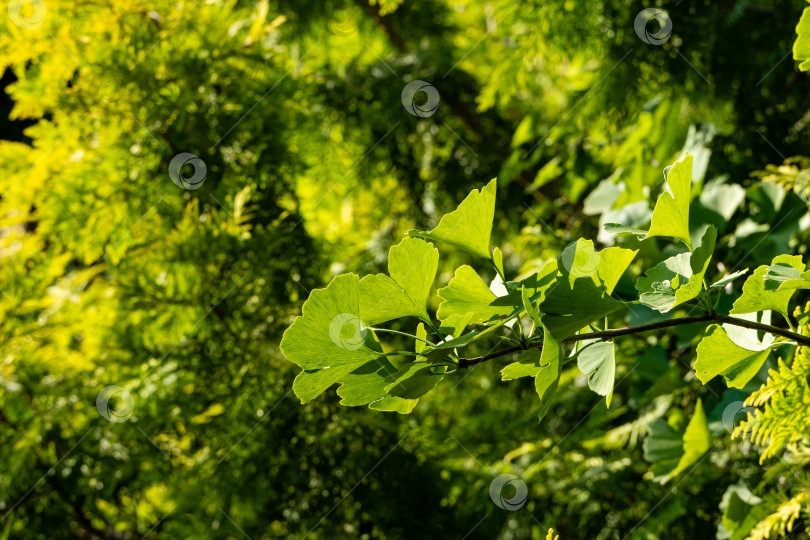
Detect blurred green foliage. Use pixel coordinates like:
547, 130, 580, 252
2, 0, 810, 538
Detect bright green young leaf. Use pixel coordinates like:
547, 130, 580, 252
644, 400, 712, 483
493, 246, 505, 278
710, 269, 749, 290
794, 6, 810, 71
291, 327, 415, 412
541, 243, 623, 339
437, 265, 516, 323
408, 179, 496, 259
602, 223, 648, 237
336, 357, 401, 406
415, 323, 428, 354
521, 285, 543, 331
636, 253, 692, 313
763, 263, 810, 291
577, 341, 615, 406
559, 239, 601, 285
597, 246, 638, 295
730, 254, 805, 319
694, 322, 793, 388
645, 154, 694, 250
501, 348, 543, 381
438, 313, 474, 339
518, 259, 559, 301
281, 273, 381, 372
635, 226, 716, 312
384, 362, 443, 399
535, 329, 562, 420
369, 395, 419, 414
359, 237, 439, 324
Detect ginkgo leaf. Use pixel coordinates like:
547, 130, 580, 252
710, 269, 749, 289
645, 154, 694, 249
535, 329, 562, 420
369, 396, 419, 414
437, 265, 516, 323
763, 263, 810, 291
541, 241, 623, 339
644, 400, 712, 483
597, 246, 638, 295
577, 341, 615, 406
730, 254, 805, 319
281, 273, 380, 372
501, 348, 543, 381
603, 223, 648, 237
521, 285, 543, 331
291, 329, 392, 405
359, 237, 439, 324
384, 362, 443, 399
337, 357, 401, 406
636, 226, 716, 313
493, 246, 505, 278
408, 179, 496, 259
694, 322, 793, 388
636, 253, 692, 313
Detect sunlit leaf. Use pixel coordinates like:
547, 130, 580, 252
408, 179, 496, 259
535, 329, 562, 420
437, 265, 516, 323
730, 255, 805, 319
645, 154, 694, 249
359, 237, 439, 324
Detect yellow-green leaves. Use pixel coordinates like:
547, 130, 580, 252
694, 315, 794, 388
763, 263, 810, 291
540, 240, 630, 340
437, 265, 515, 323
604, 155, 695, 249
359, 237, 439, 324
577, 341, 615, 407
501, 348, 544, 380
645, 155, 694, 249
643, 400, 712, 483
409, 179, 496, 259
731, 255, 805, 319
794, 6, 810, 71
636, 226, 716, 312
281, 274, 379, 372
535, 329, 562, 420
281, 274, 414, 411
597, 246, 639, 295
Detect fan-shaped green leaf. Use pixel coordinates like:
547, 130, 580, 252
408, 179, 496, 259
437, 265, 516, 323
730, 254, 805, 319
645, 154, 694, 249
577, 341, 615, 406
359, 237, 439, 324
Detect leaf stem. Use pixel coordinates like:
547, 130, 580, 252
370, 327, 436, 346
456, 313, 810, 368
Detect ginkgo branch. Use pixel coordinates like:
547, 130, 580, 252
456, 313, 810, 368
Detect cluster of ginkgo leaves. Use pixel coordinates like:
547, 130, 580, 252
281, 154, 810, 429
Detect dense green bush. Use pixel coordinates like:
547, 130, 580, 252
2, 1, 810, 538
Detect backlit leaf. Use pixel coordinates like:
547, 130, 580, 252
408, 179, 497, 259
645, 154, 694, 249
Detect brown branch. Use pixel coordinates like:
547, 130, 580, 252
456, 313, 810, 368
